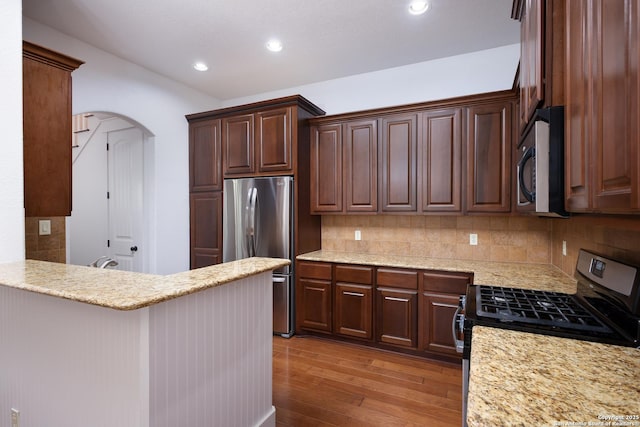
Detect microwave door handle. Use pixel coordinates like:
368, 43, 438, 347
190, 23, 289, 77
517, 146, 536, 204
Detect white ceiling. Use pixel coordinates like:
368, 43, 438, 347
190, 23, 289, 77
23, 0, 520, 101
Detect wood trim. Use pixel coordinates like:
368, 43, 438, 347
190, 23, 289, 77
186, 94, 325, 122
23, 41, 84, 71
308, 90, 517, 125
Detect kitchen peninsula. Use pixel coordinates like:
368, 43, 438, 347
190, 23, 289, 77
0, 258, 288, 427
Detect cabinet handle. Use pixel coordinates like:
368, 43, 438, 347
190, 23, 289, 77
344, 291, 364, 297
385, 296, 409, 302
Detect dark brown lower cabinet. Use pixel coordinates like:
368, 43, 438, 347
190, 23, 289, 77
296, 261, 471, 362
189, 192, 222, 268
296, 261, 333, 333
422, 293, 460, 356
334, 283, 373, 339
376, 288, 418, 348
420, 271, 472, 359
334, 265, 374, 339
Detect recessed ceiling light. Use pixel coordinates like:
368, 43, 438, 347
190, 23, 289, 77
408, 1, 429, 15
266, 39, 283, 52
193, 62, 209, 72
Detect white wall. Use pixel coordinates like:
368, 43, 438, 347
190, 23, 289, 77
21, 17, 518, 274
222, 44, 520, 115
0, 0, 25, 263
23, 18, 221, 274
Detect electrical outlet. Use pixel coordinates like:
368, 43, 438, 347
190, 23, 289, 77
469, 233, 478, 246
562, 240, 567, 256
354, 230, 362, 241
11, 408, 19, 427
38, 219, 51, 236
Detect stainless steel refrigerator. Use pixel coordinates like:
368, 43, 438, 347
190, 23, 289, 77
223, 176, 294, 337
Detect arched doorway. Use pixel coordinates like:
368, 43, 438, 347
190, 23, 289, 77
67, 112, 154, 273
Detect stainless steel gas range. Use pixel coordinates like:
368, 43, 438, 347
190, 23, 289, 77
453, 249, 640, 427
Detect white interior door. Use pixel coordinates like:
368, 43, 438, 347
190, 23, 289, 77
107, 127, 144, 272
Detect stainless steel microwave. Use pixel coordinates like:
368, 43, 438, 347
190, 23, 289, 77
516, 106, 568, 217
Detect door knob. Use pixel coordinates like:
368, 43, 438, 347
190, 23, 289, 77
130, 246, 138, 252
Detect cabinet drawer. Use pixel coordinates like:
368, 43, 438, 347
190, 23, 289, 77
376, 268, 418, 290
298, 261, 332, 280
422, 271, 472, 294
335, 265, 373, 285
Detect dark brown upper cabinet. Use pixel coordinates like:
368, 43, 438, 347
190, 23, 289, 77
466, 100, 513, 213
222, 113, 254, 175
222, 106, 294, 176
565, 0, 640, 213
380, 114, 418, 212
23, 41, 83, 217
189, 119, 222, 192
310, 124, 343, 213
421, 108, 462, 213
309, 91, 516, 216
344, 119, 378, 213
512, 0, 565, 129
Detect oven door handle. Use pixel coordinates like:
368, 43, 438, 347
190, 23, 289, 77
452, 304, 465, 354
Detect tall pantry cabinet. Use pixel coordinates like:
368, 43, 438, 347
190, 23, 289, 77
186, 95, 325, 269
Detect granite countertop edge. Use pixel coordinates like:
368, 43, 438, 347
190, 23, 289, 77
0, 257, 290, 311
297, 250, 577, 293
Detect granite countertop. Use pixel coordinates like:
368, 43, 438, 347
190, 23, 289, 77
0, 257, 290, 311
468, 326, 640, 427
297, 250, 577, 293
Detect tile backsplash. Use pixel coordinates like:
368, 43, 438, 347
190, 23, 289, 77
551, 215, 640, 276
321, 215, 553, 264
25, 217, 66, 263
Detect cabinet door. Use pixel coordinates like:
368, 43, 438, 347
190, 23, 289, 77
256, 107, 293, 173
380, 114, 417, 212
223, 114, 254, 175
466, 101, 512, 213
189, 192, 223, 268
519, 0, 545, 128
334, 283, 373, 340
310, 124, 343, 213
591, 0, 636, 211
422, 293, 461, 357
376, 288, 418, 348
23, 46, 81, 217
421, 108, 462, 212
298, 278, 332, 333
189, 119, 222, 192
344, 120, 378, 212
565, 0, 591, 211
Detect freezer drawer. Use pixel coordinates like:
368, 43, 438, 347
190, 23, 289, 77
273, 274, 292, 337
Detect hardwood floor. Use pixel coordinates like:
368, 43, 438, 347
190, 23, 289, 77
273, 335, 462, 426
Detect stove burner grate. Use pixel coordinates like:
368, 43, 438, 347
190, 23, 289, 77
476, 286, 612, 333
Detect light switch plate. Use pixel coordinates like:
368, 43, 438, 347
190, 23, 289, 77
469, 233, 478, 246
562, 240, 567, 256
38, 220, 51, 236
354, 230, 362, 241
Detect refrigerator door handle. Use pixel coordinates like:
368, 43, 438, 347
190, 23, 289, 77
248, 187, 258, 257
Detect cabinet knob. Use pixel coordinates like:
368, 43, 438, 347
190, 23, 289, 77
130, 246, 138, 252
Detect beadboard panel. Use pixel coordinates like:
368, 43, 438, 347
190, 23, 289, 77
0, 271, 274, 427
0, 286, 150, 427
149, 272, 274, 427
